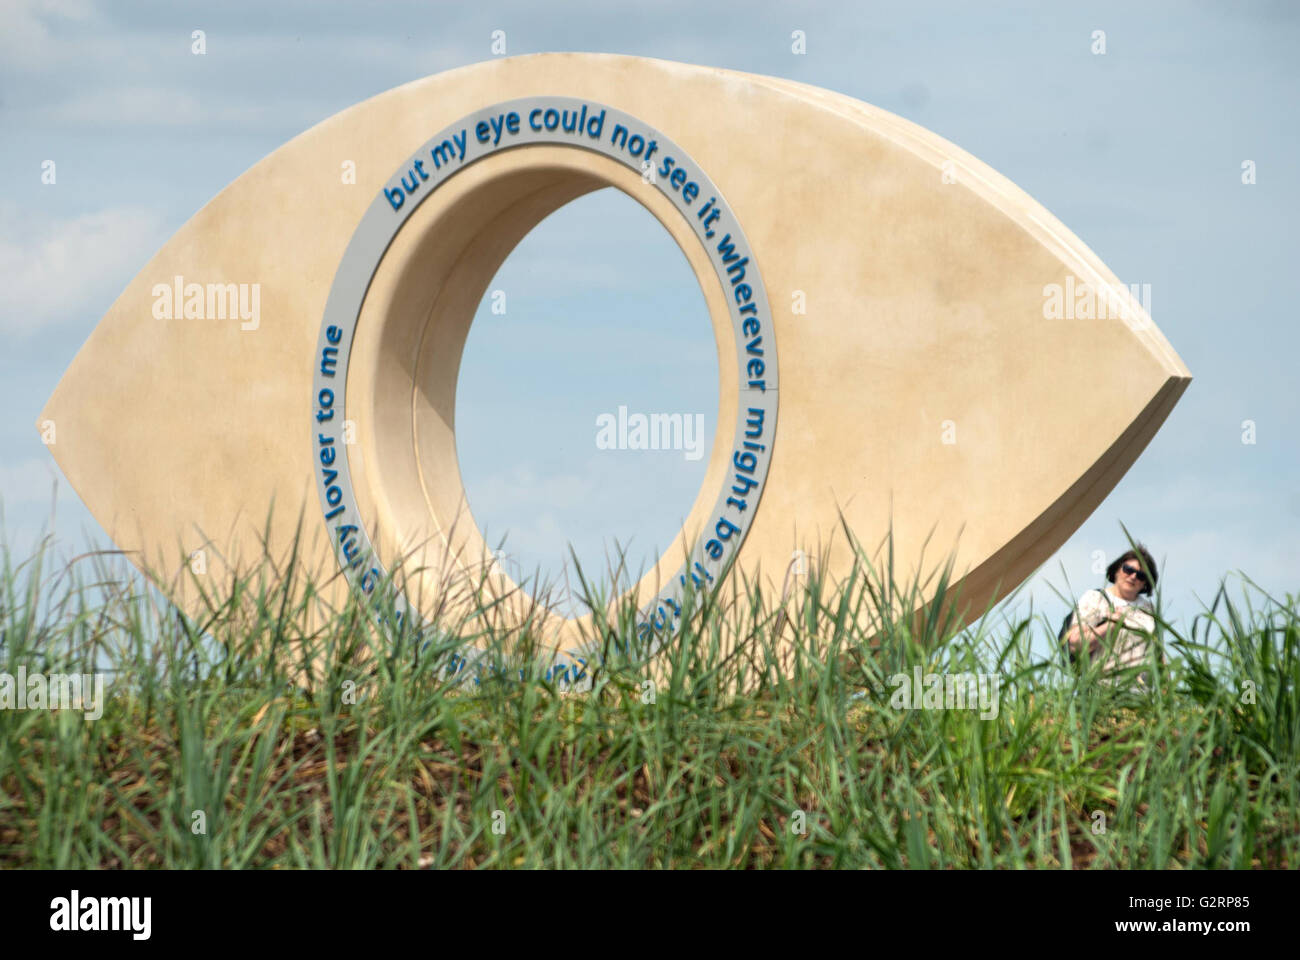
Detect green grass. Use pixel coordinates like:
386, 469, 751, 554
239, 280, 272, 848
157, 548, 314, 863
0, 520, 1296, 869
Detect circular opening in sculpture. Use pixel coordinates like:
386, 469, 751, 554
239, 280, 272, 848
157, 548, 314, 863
454, 187, 718, 616
344, 143, 745, 648
317, 99, 779, 660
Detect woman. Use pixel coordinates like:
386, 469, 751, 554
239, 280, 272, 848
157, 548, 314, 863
1062, 545, 1159, 684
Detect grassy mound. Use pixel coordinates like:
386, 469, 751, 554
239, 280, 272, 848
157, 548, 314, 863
1, 526, 1296, 869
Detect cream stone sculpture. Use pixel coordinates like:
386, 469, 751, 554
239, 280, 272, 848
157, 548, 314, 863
40, 54, 1191, 677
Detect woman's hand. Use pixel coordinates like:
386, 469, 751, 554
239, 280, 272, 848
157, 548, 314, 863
1066, 614, 1119, 657
1064, 623, 1083, 654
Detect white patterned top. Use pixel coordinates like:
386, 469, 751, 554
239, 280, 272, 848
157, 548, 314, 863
1068, 586, 1157, 678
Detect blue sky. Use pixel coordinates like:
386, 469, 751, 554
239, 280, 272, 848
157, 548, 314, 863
2, 0, 1296, 639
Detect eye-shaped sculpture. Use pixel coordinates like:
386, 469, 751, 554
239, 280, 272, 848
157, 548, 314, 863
40, 53, 1190, 670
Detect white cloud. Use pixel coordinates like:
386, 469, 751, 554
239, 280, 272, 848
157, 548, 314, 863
0, 206, 167, 335
43, 86, 205, 128
465, 458, 605, 518
34, 87, 343, 132
0, 0, 98, 70
0, 2, 474, 131
461, 450, 706, 585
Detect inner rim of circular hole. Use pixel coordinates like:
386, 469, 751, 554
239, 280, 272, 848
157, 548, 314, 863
453, 187, 718, 617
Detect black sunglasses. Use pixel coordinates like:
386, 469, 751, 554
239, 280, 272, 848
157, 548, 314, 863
1120, 563, 1148, 583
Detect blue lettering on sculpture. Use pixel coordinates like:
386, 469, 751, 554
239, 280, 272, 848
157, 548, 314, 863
326, 98, 778, 672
